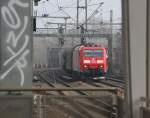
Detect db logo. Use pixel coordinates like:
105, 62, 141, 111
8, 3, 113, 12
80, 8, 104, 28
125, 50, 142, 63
91, 58, 96, 63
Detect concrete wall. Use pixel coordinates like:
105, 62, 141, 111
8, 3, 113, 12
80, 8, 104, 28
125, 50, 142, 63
0, 0, 32, 88
126, 0, 147, 118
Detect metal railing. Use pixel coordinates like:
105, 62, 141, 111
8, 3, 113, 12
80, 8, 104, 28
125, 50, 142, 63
0, 87, 118, 118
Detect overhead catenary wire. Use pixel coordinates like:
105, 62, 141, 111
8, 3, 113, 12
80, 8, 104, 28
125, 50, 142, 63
59, 8, 77, 23
55, 0, 105, 24
83, 2, 104, 24
34, 0, 122, 34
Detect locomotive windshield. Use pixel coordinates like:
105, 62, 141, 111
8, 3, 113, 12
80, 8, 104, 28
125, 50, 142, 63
84, 50, 103, 57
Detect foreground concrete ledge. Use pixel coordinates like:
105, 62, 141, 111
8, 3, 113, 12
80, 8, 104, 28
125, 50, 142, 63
0, 95, 32, 118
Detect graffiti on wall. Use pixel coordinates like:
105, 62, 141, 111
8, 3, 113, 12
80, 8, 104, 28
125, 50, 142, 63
0, 0, 32, 87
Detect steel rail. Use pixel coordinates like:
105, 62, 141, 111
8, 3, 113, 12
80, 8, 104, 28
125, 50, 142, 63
39, 72, 65, 95
106, 75, 125, 83
39, 72, 55, 87
58, 75, 115, 109
101, 79, 124, 89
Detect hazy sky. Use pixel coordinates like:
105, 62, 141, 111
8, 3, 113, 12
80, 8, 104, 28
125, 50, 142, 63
34, 0, 122, 28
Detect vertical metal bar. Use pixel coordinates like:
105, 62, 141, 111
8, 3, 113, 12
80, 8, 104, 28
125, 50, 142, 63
85, 0, 88, 32
64, 18, 67, 45
107, 10, 113, 75
85, 0, 87, 44
112, 93, 118, 118
146, 0, 150, 108
122, 0, 132, 117
77, 0, 79, 29
110, 10, 113, 34
43, 96, 46, 118
39, 95, 42, 118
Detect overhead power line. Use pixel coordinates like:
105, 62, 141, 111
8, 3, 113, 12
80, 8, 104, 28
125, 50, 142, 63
85, 2, 104, 24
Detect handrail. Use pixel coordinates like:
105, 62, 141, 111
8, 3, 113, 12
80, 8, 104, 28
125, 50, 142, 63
0, 87, 117, 92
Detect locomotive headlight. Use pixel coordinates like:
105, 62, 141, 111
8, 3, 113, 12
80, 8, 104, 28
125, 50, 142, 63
84, 65, 88, 68
100, 65, 103, 68
83, 60, 90, 64
97, 60, 104, 64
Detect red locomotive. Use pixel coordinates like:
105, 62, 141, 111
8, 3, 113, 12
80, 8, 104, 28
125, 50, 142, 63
63, 44, 108, 77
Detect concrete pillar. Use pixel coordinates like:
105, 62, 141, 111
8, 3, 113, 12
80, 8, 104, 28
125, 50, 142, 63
0, 0, 33, 88
125, 0, 147, 118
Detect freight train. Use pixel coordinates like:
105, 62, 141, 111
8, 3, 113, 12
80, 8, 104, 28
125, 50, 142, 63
63, 44, 108, 77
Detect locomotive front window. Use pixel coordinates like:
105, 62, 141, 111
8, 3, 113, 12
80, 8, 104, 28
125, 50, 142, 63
84, 50, 103, 57
84, 50, 93, 57
93, 50, 103, 57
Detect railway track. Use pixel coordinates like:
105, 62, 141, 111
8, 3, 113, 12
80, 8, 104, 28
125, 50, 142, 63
33, 70, 119, 118
89, 75, 125, 98
35, 69, 124, 98
100, 78, 124, 89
